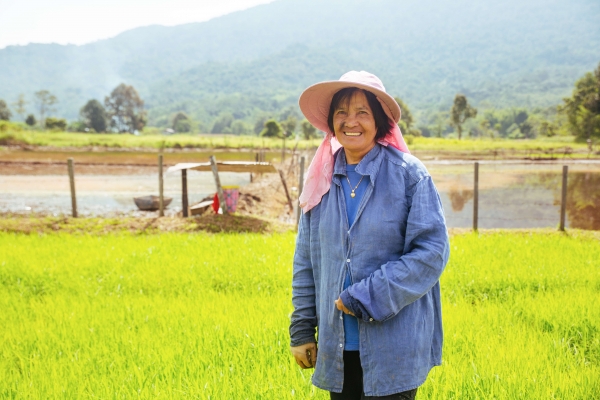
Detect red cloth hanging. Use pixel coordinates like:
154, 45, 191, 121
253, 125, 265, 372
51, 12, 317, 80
212, 193, 220, 213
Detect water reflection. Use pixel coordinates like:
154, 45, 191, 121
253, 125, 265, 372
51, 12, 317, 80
431, 164, 600, 230
537, 172, 600, 230
448, 187, 474, 212
2, 160, 599, 229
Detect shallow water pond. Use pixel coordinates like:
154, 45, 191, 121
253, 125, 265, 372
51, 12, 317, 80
1, 160, 599, 230
429, 161, 600, 230
0, 164, 250, 217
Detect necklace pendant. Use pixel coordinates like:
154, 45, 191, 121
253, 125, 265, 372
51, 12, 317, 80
351, 192, 356, 198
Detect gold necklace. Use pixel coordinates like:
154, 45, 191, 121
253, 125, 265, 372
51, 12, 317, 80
345, 175, 365, 198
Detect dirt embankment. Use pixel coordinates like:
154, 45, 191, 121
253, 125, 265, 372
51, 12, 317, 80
0, 165, 299, 234
0, 147, 309, 233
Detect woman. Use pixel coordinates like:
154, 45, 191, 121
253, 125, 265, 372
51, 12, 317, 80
290, 71, 450, 399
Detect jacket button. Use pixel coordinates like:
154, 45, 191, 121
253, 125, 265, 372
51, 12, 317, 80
346, 259, 351, 263
369, 318, 374, 322
339, 344, 343, 348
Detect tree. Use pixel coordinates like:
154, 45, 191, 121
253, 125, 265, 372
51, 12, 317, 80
0, 100, 11, 121
394, 97, 421, 136
281, 116, 297, 137
230, 120, 250, 135
539, 121, 556, 137
431, 112, 449, 138
254, 115, 269, 135
34, 90, 58, 128
560, 62, 600, 140
451, 94, 477, 140
25, 114, 36, 126
301, 120, 317, 140
479, 119, 493, 138
260, 119, 283, 137
519, 120, 534, 139
80, 99, 108, 133
172, 112, 191, 133
45, 117, 67, 131
11, 94, 27, 121
104, 83, 146, 133
211, 113, 233, 134
395, 97, 413, 129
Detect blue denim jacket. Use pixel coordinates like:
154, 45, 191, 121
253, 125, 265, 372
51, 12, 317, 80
290, 144, 450, 396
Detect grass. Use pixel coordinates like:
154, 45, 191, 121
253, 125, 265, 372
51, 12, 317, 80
0, 128, 322, 151
1, 125, 596, 160
0, 229, 599, 398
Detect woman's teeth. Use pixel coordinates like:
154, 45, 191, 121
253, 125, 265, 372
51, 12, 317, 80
344, 132, 362, 136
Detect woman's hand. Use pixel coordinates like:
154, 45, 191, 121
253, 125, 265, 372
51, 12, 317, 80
335, 297, 355, 316
290, 342, 318, 369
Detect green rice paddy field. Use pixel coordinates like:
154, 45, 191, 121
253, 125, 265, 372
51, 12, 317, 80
1, 231, 599, 399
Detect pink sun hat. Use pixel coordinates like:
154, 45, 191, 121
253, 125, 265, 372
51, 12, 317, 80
298, 71, 410, 213
299, 70, 402, 134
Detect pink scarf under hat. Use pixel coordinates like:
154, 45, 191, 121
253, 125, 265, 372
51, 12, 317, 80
299, 122, 410, 213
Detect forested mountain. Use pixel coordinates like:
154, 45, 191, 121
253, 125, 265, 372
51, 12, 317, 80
1, 0, 599, 130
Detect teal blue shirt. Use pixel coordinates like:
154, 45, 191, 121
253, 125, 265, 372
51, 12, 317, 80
341, 164, 369, 351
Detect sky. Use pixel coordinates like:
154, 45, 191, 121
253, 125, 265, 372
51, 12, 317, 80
0, 0, 275, 49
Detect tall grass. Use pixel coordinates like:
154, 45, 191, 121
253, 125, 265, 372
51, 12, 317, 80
0, 125, 591, 155
0, 231, 598, 398
0, 128, 322, 150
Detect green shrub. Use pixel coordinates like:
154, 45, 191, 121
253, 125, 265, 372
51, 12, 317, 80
45, 117, 68, 131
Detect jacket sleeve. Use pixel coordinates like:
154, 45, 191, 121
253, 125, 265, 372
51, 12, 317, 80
339, 176, 450, 322
289, 210, 318, 346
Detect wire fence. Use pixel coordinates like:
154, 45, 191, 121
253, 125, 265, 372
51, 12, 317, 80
437, 162, 600, 230
1, 157, 599, 230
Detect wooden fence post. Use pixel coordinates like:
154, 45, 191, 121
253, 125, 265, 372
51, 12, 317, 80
181, 169, 189, 218
278, 169, 294, 212
158, 154, 164, 217
210, 156, 228, 215
67, 158, 77, 218
296, 156, 305, 227
560, 165, 568, 231
473, 162, 479, 231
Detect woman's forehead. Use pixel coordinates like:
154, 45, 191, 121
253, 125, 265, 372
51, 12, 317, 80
335, 90, 371, 109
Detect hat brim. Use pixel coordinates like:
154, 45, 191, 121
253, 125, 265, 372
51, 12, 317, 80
299, 80, 401, 134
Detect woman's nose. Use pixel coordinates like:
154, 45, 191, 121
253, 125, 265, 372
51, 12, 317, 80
345, 114, 358, 127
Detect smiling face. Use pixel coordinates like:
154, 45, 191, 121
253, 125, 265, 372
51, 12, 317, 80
332, 90, 378, 164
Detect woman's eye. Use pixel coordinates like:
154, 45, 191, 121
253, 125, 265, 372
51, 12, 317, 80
336, 110, 347, 115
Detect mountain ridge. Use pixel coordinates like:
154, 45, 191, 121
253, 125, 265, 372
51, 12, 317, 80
0, 0, 599, 128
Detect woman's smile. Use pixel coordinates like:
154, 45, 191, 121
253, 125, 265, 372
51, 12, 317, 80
333, 91, 378, 163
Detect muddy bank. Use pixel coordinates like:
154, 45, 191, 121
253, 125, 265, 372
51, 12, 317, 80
0, 152, 303, 225
2, 147, 600, 230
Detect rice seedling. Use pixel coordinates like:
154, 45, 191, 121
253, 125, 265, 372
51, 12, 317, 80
0, 231, 598, 398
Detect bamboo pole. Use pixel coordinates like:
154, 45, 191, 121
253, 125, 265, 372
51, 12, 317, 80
67, 158, 77, 218
559, 165, 568, 231
473, 161, 479, 231
210, 155, 228, 215
158, 154, 164, 217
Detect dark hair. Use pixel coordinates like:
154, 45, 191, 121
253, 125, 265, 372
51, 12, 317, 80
327, 87, 393, 141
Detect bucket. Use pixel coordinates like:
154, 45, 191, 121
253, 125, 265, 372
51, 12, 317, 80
222, 186, 240, 213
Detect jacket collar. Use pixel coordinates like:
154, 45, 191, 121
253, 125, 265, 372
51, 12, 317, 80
333, 143, 384, 186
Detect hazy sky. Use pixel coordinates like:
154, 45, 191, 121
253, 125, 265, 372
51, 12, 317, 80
0, 0, 275, 49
